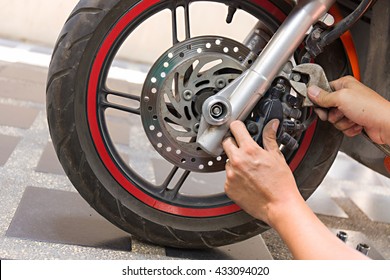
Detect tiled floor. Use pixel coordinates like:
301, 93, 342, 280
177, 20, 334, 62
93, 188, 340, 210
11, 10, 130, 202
346, 191, 390, 224
0, 135, 20, 166
0, 103, 39, 128
35, 141, 66, 175
0, 40, 390, 260
6, 186, 133, 251
307, 188, 349, 219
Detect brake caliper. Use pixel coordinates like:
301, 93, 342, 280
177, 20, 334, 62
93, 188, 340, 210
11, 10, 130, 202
246, 78, 300, 151
247, 63, 331, 152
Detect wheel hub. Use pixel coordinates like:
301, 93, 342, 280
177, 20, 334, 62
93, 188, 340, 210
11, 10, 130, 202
141, 36, 254, 172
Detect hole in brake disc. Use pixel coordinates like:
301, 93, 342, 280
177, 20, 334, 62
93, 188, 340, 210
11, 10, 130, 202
140, 36, 255, 172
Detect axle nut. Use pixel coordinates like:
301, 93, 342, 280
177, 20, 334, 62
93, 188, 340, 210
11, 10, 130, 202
202, 96, 232, 126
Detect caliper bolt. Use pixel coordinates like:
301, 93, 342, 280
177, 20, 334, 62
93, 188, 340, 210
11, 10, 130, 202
286, 95, 299, 107
182, 90, 194, 101
311, 29, 322, 41
270, 79, 288, 99
247, 122, 259, 135
278, 132, 299, 151
270, 85, 284, 99
283, 103, 302, 119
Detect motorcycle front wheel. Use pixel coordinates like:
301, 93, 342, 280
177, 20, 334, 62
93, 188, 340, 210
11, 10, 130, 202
47, 0, 347, 248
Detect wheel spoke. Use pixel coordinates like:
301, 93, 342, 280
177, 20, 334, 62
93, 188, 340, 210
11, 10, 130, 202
171, 7, 179, 44
160, 166, 180, 189
171, 2, 191, 44
184, 2, 191, 40
167, 170, 191, 199
170, 170, 190, 198
101, 101, 140, 115
160, 167, 191, 200
102, 88, 141, 102
100, 88, 141, 115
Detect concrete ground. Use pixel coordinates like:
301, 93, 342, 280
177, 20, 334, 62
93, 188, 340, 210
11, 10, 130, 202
0, 39, 390, 260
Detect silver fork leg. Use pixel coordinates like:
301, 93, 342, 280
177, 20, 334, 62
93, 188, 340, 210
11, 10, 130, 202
197, 0, 336, 156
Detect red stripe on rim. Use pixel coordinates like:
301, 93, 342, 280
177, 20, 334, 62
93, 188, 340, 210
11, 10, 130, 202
87, 0, 315, 217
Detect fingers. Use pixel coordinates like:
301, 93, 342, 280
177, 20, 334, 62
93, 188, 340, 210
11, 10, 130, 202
333, 117, 355, 131
328, 108, 345, 124
314, 107, 344, 123
223, 120, 281, 159
308, 85, 338, 108
327, 108, 361, 134
262, 120, 280, 153
314, 108, 328, 121
308, 76, 368, 140
229, 121, 255, 148
222, 136, 238, 159
330, 78, 345, 91
343, 125, 363, 137
330, 75, 358, 91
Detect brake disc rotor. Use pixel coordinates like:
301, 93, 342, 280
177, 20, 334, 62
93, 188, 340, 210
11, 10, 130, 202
141, 36, 254, 172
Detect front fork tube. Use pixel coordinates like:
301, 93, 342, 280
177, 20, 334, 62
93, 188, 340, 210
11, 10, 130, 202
197, 0, 336, 156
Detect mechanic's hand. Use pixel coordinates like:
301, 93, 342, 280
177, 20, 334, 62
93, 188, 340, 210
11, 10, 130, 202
222, 120, 301, 226
308, 75, 390, 145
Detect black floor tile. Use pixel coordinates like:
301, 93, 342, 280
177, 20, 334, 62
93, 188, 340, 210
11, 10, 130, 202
6, 187, 132, 251
0, 63, 48, 83
0, 134, 20, 166
35, 142, 65, 175
0, 104, 39, 128
0, 77, 45, 104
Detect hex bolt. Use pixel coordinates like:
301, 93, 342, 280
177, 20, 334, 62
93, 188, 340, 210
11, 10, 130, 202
182, 90, 194, 101
336, 231, 348, 243
215, 78, 227, 89
202, 96, 232, 126
210, 103, 224, 118
246, 122, 259, 135
311, 29, 322, 41
286, 95, 299, 107
279, 132, 299, 151
291, 73, 301, 82
356, 243, 370, 256
283, 103, 302, 119
276, 83, 286, 91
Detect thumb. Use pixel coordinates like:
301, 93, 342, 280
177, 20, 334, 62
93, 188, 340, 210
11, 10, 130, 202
262, 119, 280, 152
308, 85, 337, 108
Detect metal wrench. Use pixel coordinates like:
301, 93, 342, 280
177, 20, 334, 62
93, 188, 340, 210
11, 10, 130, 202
289, 63, 390, 156
289, 63, 332, 108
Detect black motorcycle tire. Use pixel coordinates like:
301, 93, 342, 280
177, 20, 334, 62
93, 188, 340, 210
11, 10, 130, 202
47, 0, 347, 248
